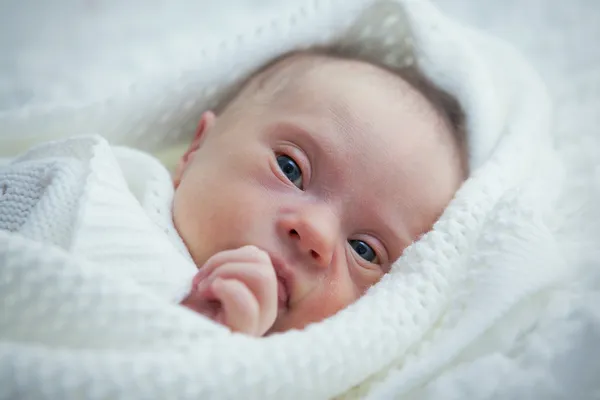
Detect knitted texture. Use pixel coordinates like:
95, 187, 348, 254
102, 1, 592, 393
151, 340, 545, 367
1, 0, 599, 399
0, 163, 50, 233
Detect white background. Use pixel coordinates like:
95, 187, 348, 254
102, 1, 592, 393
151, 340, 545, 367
432, 0, 600, 154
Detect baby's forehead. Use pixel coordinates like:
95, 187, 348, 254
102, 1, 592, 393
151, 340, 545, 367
260, 55, 446, 131
230, 52, 466, 177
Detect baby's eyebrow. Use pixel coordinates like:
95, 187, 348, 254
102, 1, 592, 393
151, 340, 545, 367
273, 121, 328, 163
379, 218, 413, 262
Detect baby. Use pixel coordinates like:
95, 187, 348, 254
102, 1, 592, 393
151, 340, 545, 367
175, 50, 467, 336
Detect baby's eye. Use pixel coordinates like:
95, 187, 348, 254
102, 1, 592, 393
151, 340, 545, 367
348, 239, 379, 264
277, 154, 303, 189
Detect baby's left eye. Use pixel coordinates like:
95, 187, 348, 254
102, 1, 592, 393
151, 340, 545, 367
277, 154, 304, 189
349, 239, 379, 263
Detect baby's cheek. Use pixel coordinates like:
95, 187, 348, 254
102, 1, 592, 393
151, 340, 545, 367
312, 270, 370, 316
273, 282, 359, 332
310, 293, 355, 322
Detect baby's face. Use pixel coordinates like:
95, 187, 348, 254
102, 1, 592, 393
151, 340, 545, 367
173, 55, 463, 333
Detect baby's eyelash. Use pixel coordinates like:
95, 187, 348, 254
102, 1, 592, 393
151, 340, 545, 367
348, 239, 379, 264
349, 233, 393, 269
274, 144, 311, 190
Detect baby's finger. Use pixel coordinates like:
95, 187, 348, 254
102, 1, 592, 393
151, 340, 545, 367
204, 261, 278, 332
180, 290, 219, 321
194, 246, 270, 286
211, 278, 261, 336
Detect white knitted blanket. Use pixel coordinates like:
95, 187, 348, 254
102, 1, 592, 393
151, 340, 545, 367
1, 0, 600, 399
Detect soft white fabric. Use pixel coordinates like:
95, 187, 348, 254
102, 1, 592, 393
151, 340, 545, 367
1, 0, 599, 399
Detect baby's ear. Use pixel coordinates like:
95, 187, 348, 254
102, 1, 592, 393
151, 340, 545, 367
173, 111, 216, 188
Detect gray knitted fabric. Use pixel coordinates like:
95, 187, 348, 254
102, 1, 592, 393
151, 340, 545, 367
0, 159, 86, 250
0, 163, 49, 233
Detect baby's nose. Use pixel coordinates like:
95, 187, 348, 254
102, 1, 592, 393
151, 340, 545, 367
281, 205, 338, 269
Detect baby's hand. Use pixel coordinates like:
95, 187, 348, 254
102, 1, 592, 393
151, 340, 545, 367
181, 246, 278, 336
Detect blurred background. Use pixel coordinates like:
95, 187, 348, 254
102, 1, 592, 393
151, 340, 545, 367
1, 0, 599, 153
432, 0, 600, 153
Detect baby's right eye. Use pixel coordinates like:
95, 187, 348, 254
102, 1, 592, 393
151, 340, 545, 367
277, 154, 304, 189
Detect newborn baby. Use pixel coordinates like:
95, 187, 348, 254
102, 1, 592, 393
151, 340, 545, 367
175, 51, 467, 336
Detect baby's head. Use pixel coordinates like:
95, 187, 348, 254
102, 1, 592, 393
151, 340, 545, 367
173, 51, 466, 333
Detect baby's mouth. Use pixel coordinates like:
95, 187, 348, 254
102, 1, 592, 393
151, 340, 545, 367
276, 275, 289, 309
268, 252, 291, 310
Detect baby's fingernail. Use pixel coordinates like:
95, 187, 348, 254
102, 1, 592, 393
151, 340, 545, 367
241, 245, 260, 252
193, 276, 213, 297
243, 245, 270, 261
192, 267, 209, 287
